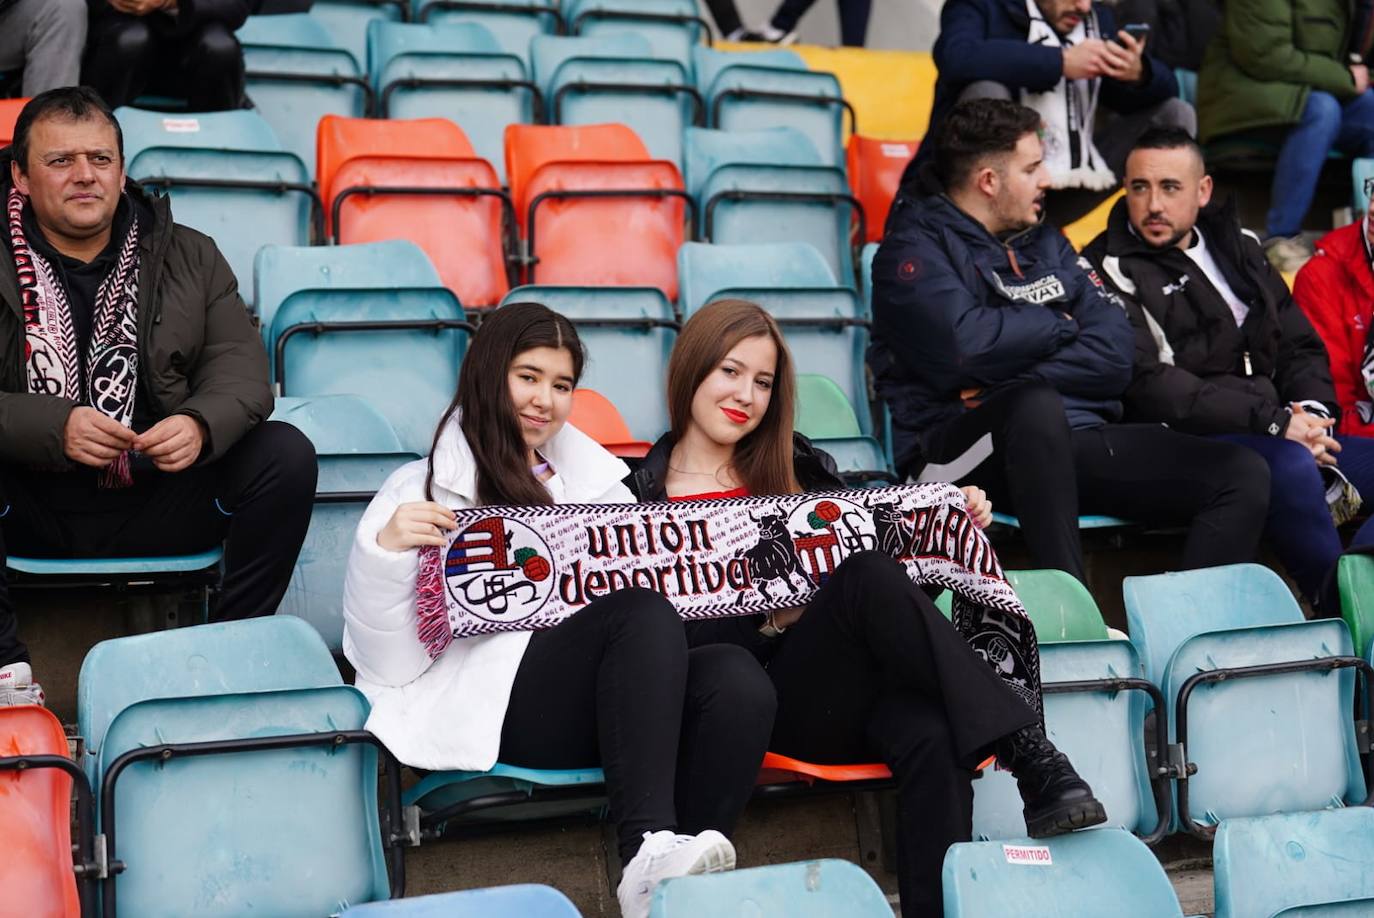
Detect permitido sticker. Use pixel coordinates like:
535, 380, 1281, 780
1002, 844, 1053, 866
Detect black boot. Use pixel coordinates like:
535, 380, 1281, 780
997, 725, 1107, 838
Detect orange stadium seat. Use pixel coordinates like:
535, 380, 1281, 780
0, 98, 27, 147
506, 123, 689, 298
0, 705, 85, 917
847, 135, 918, 244
569, 388, 652, 458
317, 116, 513, 308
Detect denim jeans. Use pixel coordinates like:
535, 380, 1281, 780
1267, 89, 1374, 238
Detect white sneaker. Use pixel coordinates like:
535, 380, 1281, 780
616, 829, 736, 918
0, 662, 45, 706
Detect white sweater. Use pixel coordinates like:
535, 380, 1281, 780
341, 417, 634, 770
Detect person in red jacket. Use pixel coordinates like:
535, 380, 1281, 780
1293, 192, 1374, 439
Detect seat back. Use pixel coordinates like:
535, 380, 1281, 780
677, 240, 837, 317
1338, 550, 1374, 659
238, 12, 342, 51
505, 122, 651, 218
367, 19, 507, 88
569, 389, 652, 457
0, 706, 81, 918
341, 883, 582, 915
100, 686, 388, 916
419, 0, 561, 60
795, 374, 862, 439
1214, 808, 1374, 918
567, 0, 704, 66
650, 859, 891, 916
502, 284, 675, 440
316, 114, 477, 219
77, 616, 342, 784
846, 135, 917, 244
311, 0, 406, 69
943, 829, 1184, 916
971, 640, 1159, 840
117, 106, 286, 160
683, 125, 824, 201
0, 97, 30, 146
1005, 569, 1109, 642
1353, 157, 1373, 213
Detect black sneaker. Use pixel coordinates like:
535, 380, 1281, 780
997, 725, 1107, 838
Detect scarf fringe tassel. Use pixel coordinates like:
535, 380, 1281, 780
416, 545, 453, 660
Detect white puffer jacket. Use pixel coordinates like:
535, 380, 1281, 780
342, 416, 633, 770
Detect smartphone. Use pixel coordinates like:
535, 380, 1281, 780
1115, 22, 1150, 44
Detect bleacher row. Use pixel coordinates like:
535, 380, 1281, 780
8, 561, 1374, 914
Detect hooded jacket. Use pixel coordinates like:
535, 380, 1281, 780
870, 186, 1135, 477
0, 149, 271, 468
1082, 196, 1337, 435
1292, 220, 1374, 437
342, 416, 633, 770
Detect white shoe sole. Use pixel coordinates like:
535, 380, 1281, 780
683, 835, 736, 876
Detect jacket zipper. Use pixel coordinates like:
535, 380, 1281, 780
1243, 351, 1253, 376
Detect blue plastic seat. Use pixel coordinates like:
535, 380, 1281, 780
370, 21, 537, 183
1353, 157, 1373, 213
971, 640, 1166, 844
1124, 564, 1371, 836
676, 240, 839, 318
500, 285, 676, 442
341, 884, 583, 916
272, 395, 420, 651
414, 0, 561, 62
566, 0, 706, 67
532, 34, 697, 167
116, 107, 314, 306
989, 512, 1134, 530
943, 828, 1186, 916
649, 859, 890, 916
309, 0, 406, 70
685, 127, 859, 286
693, 47, 850, 167
404, 763, 607, 836
1214, 808, 1374, 918
6, 549, 223, 578
238, 14, 370, 176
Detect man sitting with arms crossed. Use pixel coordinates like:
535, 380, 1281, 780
1084, 127, 1374, 613
871, 99, 1270, 587
0, 88, 317, 705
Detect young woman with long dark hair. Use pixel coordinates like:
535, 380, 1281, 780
630, 299, 1107, 918
342, 303, 775, 918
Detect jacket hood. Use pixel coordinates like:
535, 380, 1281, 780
430, 411, 631, 504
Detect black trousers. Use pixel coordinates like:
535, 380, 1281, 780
498, 588, 776, 864
0, 421, 317, 668
84, 11, 244, 111
919, 383, 1271, 583
691, 551, 1037, 918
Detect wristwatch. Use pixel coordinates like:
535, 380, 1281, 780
758, 610, 789, 638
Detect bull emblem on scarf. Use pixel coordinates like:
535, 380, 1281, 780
737, 507, 810, 604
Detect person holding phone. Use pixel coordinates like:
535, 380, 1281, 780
902, 0, 1195, 225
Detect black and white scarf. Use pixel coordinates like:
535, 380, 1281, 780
1020, 0, 1117, 191
1358, 211, 1374, 426
8, 186, 141, 486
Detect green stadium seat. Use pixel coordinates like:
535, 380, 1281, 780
1338, 549, 1374, 659
794, 374, 892, 484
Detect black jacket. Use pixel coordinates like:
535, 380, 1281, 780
1083, 197, 1337, 436
871, 182, 1134, 477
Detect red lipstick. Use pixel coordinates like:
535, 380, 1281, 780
721, 407, 749, 424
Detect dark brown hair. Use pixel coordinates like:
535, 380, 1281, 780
667, 299, 800, 496
12, 86, 124, 173
932, 98, 1042, 192
425, 302, 584, 506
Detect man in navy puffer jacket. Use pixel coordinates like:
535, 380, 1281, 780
871, 99, 1269, 584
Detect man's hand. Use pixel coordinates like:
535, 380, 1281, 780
1101, 31, 1146, 83
132, 415, 205, 473
1285, 404, 1341, 467
108, 0, 173, 14
64, 406, 136, 469
1353, 63, 1370, 95
1062, 39, 1112, 81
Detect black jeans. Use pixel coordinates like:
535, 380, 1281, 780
84, 11, 245, 111
0, 421, 317, 668
499, 588, 776, 865
918, 383, 1271, 583
692, 551, 1037, 918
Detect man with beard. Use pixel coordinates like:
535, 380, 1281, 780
871, 100, 1270, 586
1084, 127, 1374, 612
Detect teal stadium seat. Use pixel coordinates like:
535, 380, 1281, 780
256, 241, 472, 456
677, 240, 837, 316
116, 106, 315, 307
566, 0, 706, 68
942, 829, 1189, 917
649, 859, 891, 917
1352, 157, 1373, 214
1213, 808, 1374, 918
532, 33, 698, 167
404, 762, 607, 838
414, 0, 560, 63
272, 395, 421, 652
500, 285, 677, 442
693, 47, 851, 167
237, 14, 371, 176
1124, 564, 1372, 837
341, 884, 583, 916
309, 0, 406, 71
685, 126, 860, 287
370, 20, 538, 183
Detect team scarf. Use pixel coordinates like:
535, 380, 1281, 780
416, 483, 1044, 715
1020, 0, 1117, 191
8, 187, 141, 487
1358, 210, 1374, 426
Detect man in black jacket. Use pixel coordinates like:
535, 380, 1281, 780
1084, 127, 1374, 610
0, 89, 316, 705
872, 100, 1270, 585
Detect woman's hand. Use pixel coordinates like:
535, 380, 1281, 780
377, 501, 457, 552
961, 485, 993, 529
